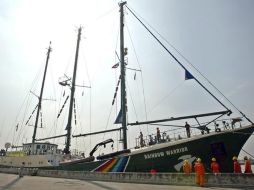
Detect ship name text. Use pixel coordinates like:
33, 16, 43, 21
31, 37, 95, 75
144, 147, 188, 160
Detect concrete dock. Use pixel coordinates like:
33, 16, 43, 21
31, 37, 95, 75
1, 167, 254, 189
0, 173, 245, 190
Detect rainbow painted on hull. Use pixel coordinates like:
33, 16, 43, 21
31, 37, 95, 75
94, 157, 129, 172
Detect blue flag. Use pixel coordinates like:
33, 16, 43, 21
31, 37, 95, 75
114, 109, 123, 124
185, 69, 194, 80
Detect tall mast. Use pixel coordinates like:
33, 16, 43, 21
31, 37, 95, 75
64, 27, 82, 154
119, 2, 127, 150
32, 42, 52, 143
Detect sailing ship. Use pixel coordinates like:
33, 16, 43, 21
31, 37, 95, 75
1, 2, 253, 173
43, 2, 254, 173
0, 42, 63, 167
0, 27, 94, 168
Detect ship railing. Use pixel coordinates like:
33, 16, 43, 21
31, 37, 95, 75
134, 118, 245, 149
135, 129, 187, 148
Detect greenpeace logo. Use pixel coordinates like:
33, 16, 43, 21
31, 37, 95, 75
144, 146, 188, 160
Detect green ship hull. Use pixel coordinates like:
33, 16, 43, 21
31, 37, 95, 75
44, 124, 254, 173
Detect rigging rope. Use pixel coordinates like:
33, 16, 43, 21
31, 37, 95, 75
114, 23, 120, 119
48, 86, 64, 143
126, 80, 139, 125
82, 5, 118, 31
9, 87, 33, 145
49, 88, 69, 145
102, 105, 114, 141
57, 95, 69, 118
89, 88, 92, 154
112, 75, 121, 105
149, 80, 185, 115
125, 5, 230, 113
15, 95, 33, 146
126, 25, 149, 135
74, 98, 77, 125
25, 104, 38, 125
126, 5, 253, 125
48, 62, 59, 138
13, 59, 50, 146
40, 111, 43, 128
79, 48, 93, 153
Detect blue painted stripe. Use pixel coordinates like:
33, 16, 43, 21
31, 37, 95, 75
111, 157, 124, 172
111, 156, 129, 172
118, 156, 128, 172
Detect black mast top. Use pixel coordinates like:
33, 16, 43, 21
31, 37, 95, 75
32, 42, 52, 143
64, 27, 82, 154
119, 1, 127, 150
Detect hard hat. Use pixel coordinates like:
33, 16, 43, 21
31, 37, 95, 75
244, 156, 248, 160
232, 156, 237, 160
197, 158, 201, 162
184, 159, 189, 163
212, 157, 216, 161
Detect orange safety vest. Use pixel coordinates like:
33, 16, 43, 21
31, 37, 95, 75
183, 162, 192, 173
244, 160, 253, 173
211, 161, 220, 173
194, 162, 205, 175
234, 160, 242, 173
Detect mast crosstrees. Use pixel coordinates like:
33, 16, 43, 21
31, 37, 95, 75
35, 28, 85, 155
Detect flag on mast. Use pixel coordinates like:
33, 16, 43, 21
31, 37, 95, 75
112, 63, 119, 69
185, 69, 194, 80
114, 109, 123, 124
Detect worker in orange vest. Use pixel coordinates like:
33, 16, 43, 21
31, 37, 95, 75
194, 158, 205, 187
210, 157, 220, 174
244, 156, 253, 173
232, 156, 242, 173
182, 159, 192, 174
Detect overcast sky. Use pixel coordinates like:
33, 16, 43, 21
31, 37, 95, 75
0, 0, 253, 157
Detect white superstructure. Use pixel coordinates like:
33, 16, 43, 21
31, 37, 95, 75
0, 142, 62, 167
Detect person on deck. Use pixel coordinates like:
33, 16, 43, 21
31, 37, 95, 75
244, 156, 253, 173
194, 158, 205, 187
210, 157, 220, 174
156, 127, 161, 142
19, 162, 25, 178
185, 122, 191, 138
183, 159, 192, 174
139, 132, 144, 147
232, 156, 242, 173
